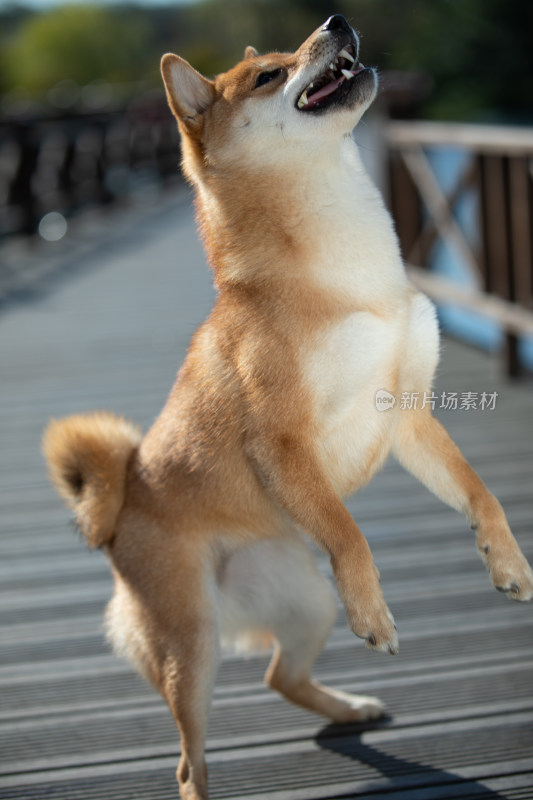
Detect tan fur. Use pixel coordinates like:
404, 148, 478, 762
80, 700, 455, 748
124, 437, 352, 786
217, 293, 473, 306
43, 412, 141, 548
43, 17, 533, 800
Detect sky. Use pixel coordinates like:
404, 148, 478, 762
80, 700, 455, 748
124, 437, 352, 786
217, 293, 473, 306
0, 0, 200, 8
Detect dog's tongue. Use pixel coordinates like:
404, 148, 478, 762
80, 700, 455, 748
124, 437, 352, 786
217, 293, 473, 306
306, 75, 346, 109
305, 65, 365, 109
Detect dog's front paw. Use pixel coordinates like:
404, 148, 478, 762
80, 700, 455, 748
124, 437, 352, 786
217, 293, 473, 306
348, 600, 399, 655
333, 558, 398, 654
477, 531, 533, 601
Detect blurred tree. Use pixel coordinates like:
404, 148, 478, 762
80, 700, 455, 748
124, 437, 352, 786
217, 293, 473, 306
3, 3, 156, 95
177, 0, 318, 72
383, 0, 533, 121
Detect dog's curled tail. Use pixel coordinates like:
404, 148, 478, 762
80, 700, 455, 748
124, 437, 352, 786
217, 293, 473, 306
43, 412, 142, 549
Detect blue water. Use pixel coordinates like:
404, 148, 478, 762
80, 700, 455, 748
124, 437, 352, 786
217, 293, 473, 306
427, 147, 533, 369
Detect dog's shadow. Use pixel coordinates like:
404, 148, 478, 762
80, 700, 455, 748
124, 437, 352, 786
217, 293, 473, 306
315, 721, 501, 798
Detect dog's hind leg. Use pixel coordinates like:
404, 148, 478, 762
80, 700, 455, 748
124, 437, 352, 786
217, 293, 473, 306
220, 537, 385, 723
162, 618, 219, 800
107, 545, 219, 800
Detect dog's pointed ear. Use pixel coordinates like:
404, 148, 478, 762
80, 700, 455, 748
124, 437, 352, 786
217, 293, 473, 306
161, 53, 215, 129
244, 45, 259, 59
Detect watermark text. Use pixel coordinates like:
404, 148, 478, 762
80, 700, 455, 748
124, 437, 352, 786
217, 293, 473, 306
375, 390, 498, 412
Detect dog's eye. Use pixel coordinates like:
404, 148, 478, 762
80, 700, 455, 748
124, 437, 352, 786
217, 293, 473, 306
254, 69, 282, 89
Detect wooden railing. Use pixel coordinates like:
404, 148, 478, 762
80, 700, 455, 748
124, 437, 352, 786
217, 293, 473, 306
0, 89, 181, 242
386, 121, 533, 376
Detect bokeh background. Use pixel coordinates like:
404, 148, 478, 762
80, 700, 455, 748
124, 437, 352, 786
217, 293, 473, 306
0, 0, 533, 376
2, 0, 531, 120
1, 0, 532, 375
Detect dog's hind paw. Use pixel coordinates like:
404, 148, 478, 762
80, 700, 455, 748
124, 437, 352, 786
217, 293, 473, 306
328, 690, 387, 723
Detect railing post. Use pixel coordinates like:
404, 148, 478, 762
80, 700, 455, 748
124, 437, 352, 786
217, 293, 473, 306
9, 122, 39, 237
387, 149, 421, 264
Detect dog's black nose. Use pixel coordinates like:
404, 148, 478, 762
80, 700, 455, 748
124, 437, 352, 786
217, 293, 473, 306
322, 15, 351, 33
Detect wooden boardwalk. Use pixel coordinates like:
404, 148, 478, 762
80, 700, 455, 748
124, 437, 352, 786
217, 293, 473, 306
1, 192, 532, 799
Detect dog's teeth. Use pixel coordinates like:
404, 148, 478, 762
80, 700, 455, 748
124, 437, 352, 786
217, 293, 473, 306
341, 69, 354, 80
297, 91, 309, 108
309, 82, 314, 88
339, 48, 355, 63
330, 62, 335, 70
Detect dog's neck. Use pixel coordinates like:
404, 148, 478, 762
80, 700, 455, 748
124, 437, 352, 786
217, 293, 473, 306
193, 135, 407, 310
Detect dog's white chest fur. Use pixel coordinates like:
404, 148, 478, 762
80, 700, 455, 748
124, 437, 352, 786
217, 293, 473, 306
304, 310, 400, 494
305, 298, 439, 495
306, 311, 398, 422
299, 143, 440, 495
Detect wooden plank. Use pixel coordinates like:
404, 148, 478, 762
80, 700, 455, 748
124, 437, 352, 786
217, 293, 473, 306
387, 121, 533, 156
400, 146, 481, 285
406, 264, 533, 336
407, 156, 478, 267
1, 195, 533, 800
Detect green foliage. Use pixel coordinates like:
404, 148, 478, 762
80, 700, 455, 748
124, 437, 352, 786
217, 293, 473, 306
385, 0, 533, 121
2, 3, 155, 94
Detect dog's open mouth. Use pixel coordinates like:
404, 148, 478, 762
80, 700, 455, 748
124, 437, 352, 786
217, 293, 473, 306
296, 44, 366, 111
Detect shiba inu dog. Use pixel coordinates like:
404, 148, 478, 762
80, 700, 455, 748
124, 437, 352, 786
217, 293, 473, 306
43, 15, 533, 800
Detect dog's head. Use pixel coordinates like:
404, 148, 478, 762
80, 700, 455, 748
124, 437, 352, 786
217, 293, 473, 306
161, 15, 377, 184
